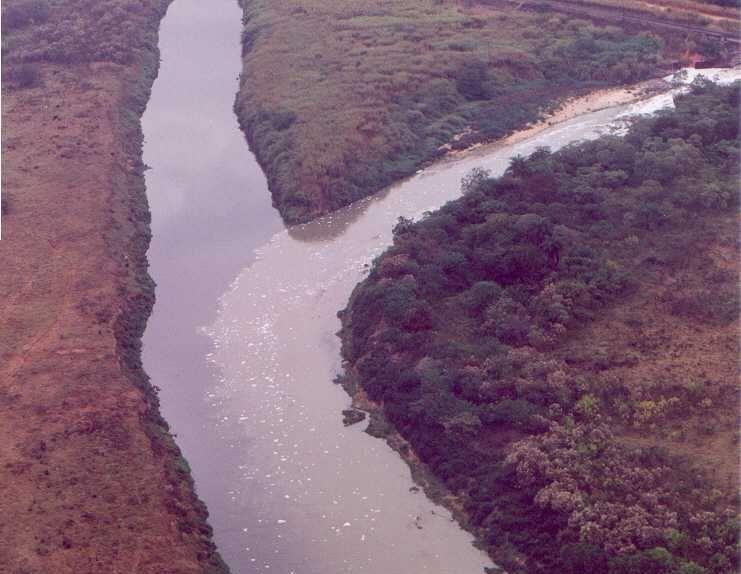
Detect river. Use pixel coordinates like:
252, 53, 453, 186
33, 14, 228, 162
141, 2, 738, 572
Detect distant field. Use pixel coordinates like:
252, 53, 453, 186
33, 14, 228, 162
235, 0, 731, 223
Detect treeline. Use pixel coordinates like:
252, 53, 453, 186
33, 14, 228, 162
2, 0, 170, 89
701, 0, 740, 7
340, 81, 740, 573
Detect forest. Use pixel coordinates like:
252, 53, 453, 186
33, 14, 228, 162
340, 81, 740, 574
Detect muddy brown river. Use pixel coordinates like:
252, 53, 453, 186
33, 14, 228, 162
141, 2, 738, 572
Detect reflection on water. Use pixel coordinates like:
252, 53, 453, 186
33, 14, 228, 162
142, 11, 739, 570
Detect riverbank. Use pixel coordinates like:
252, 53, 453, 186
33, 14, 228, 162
337, 372, 492, 560
0, 1, 227, 571
338, 81, 740, 573
445, 66, 740, 161
331, 77, 676, 565
444, 76, 672, 159
234, 0, 730, 225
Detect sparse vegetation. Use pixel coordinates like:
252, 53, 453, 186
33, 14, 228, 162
340, 82, 740, 573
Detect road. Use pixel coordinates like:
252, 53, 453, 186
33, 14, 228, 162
482, 0, 741, 44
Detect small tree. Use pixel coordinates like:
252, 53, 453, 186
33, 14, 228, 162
461, 166, 490, 195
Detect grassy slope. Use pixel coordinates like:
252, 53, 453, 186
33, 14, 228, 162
506, 0, 741, 32
1, 1, 228, 572
234, 0, 730, 224
339, 83, 740, 574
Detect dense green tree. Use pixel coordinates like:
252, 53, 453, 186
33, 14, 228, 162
341, 81, 740, 574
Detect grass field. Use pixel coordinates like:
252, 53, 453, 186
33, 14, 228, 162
235, 0, 729, 223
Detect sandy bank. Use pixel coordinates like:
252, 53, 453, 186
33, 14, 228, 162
446, 77, 672, 161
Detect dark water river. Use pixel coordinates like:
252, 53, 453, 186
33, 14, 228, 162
141, 2, 738, 572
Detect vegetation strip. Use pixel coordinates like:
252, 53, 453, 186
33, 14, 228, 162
1, 1, 229, 571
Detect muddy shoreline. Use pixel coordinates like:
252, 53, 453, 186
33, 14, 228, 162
337, 323, 497, 570
442, 76, 672, 161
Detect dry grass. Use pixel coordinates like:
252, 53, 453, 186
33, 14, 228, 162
237, 0, 675, 223
562, 213, 740, 490
1, 1, 227, 572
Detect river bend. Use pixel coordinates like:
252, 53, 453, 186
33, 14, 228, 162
141, 4, 738, 571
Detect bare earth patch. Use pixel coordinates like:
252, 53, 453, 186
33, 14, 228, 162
0, 3, 227, 571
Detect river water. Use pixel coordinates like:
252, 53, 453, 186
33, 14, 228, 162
141, 2, 738, 572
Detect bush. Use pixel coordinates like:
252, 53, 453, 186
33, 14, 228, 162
455, 61, 493, 101
482, 399, 539, 429
561, 543, 609, 574
260, 109, 297, 131
608, 548, 675, 574
461, 167, 491, 195
670, 288, 739, 324
463, 281, 502, 314
675, 562, 707, 574
7, 63, 41, 89
2, 1, 49, 33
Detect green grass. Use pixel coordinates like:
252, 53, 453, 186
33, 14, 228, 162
235, 0, 679, 223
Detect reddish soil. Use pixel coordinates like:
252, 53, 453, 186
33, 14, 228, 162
0, 56, 226, 574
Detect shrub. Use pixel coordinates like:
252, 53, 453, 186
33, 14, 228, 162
461, 166, 491, 195
455, 60, 492, 101
7, 63, 41, 89
2, 0, 49, 33
608, 547, 675, 574
260, 109, 297, 131
463, 281, 502, 314
482, 399, 539, 429
561, 543, 609, 574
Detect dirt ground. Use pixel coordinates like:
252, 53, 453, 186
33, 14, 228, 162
0, 59, 226, 574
